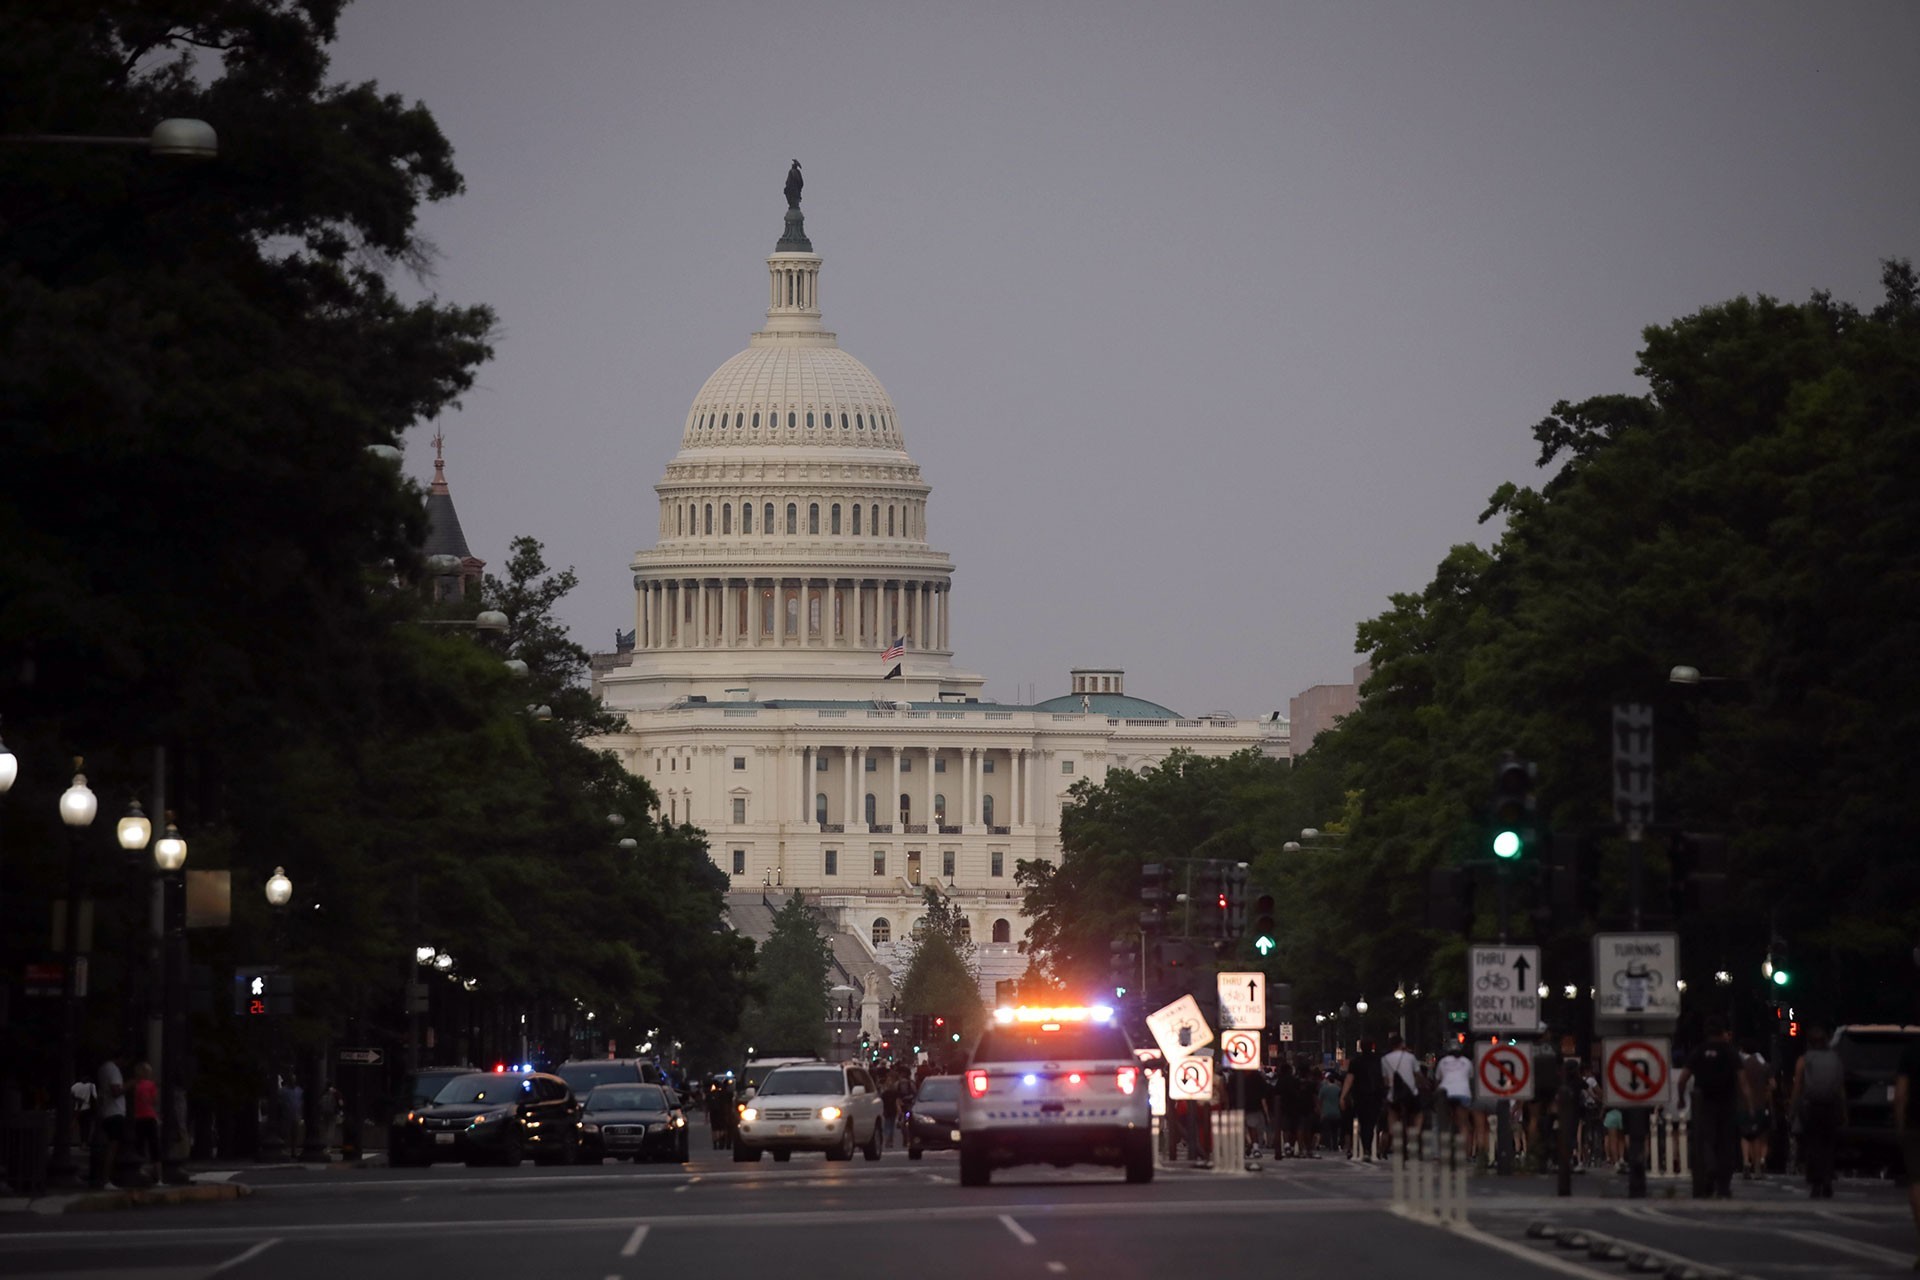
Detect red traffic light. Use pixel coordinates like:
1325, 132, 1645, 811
933, 1016, 945, 1027
1216, 893, 1228, 909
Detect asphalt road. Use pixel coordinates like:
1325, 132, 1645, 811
1, 1124, 1913, 1280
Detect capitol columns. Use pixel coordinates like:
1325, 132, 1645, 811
924, 746, 937, 829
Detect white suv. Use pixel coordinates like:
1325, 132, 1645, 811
734, 1061, 884, 1163
958, 1005, 1151, 1185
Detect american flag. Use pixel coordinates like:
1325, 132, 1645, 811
881, 637, 906, 664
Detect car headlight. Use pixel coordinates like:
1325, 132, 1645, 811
673, 1115, 686, 1128
741, 1107, 758, 1123
470, 1107, 512, 1127
819, 1106, 842, 1122
580, 1123, 599, 1135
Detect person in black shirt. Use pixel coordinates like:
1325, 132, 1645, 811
1676, 1017, 1752, 1199
1895, 1034, 1920, 1269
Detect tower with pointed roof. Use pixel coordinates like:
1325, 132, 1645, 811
422, 429, 485, 601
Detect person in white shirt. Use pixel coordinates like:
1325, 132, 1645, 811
70, 1077, 97, 1147
1434, 1044, 1475, 1154
1379, 1034, 1426, 1147
92, 1053, 127, 1189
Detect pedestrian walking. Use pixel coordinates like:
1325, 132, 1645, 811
880, 1070, 900, 1149
1676, 1017, 1749, 1199
1380, 1034, 1425, 1155
90, 1052, 127, 1188
130, 1062, 160, 1179
69, 1075, 96, 1149
1317, 1070, 1344, 1155
1789, 1026, 1845, 1198
1738, 1043, 1772, 1178
1893, 1029, 1920, 1270
1434, 1044, 1473, 1154
1340, 1040, 1384, 1162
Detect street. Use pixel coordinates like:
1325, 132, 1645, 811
1, 1120, 1913, 1280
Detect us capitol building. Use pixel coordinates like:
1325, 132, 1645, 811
589, 169, 1286, 1015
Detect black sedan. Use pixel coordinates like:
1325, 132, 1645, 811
905, 1075, 962, 1159
389, 1071, 581, 1168
580, 1083, 690, 1163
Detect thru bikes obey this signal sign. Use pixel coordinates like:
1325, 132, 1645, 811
1469, 946, 1541, 1034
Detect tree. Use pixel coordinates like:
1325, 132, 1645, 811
739, 892, 832, 1057
893, 888, 986, 1048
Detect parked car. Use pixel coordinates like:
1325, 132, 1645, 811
735, 1061, 884, 1162
386, 1066, 477, 1167
905, 1074, 962, 1159
389, 1070, 582, 1168
581, 1083, 689, 1162
554, 1058, 661, 1100
1832, 1024, 1920, 1174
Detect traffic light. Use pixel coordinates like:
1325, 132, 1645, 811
1140, 862, 1170, 932
1110, 938, 1139, 998
1764, 938, 1791, 993
1251, 893, 1276, 956
1206, 864, 1230, 938
1489, 753, 1535, 860
910, 1012, 930, 1044
1225, 864, 1249, 938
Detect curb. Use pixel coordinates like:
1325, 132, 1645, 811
5, 1182, 252, 1215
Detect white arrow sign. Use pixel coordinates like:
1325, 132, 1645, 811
1145, 995, 1214, 1062
1469, 946, 1542, 1033
1217, 972, 1266, 1029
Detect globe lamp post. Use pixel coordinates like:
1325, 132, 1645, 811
50, 763, 98, 1183
152, 820, 188, 1182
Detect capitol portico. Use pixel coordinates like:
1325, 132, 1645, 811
591, 176, 1284, 1002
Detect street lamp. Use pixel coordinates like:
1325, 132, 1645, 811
50, 763, 97, 1182
114, 799, 152, 1170
265, 866, 292, 909
151, 819, 188, 1182
0, 720, 16, 794
263, 867, 293, 1158
2, 118, 218, 159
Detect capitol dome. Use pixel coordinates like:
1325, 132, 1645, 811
602, 186, 986, 708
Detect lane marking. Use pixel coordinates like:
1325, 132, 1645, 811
620, 1225, 649, 1257
209, 1238, 279, 1275
0, 1196, 1374, 1249
1778, 1228, 1914, 1267
999, 1214, 1038, 1246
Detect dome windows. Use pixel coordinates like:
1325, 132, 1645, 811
806, 411, 814, 429
852, 504, 862, 535
831, 503, 842, 534
764, 502, 775, 534
787, 411, 796, 429
752, 411, 760, 429
722, 503, 732, 535
786, 503, 797, 535
840, 412, 849, 430
808, 503, 820, 535
856, 413, 864, 431
741, 503, 753, 533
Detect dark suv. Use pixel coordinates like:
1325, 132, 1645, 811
555, 1058, 661, 1099
1832, 1024, 1920, 1174
386, 1066, 477, 1167
390, 1071, 582, 1167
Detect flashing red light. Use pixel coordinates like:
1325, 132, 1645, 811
493, 1062, 506, 1073
1067, 1072, 1083, 1085
966, 1069, 989, 1099
1116, 1066, 1138, 1096
1217, 894, 1228, 909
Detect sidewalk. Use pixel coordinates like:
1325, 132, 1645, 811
0, 1173, 252, 1216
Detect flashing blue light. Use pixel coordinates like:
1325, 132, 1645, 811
1022, 1073, 1039, 1087
1091, 1005, 1114, 1023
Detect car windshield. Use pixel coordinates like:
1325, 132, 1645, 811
588, 1085, 668, 1112
915, 1077, 958, 1102
432, 1074, 533, 1105
973, 1025, 1133, 1063
406, 1071, 472, 1106
759, 1068, 846, 1096
1836, 1032, 1920, 1073
558, 1064, 634, 1093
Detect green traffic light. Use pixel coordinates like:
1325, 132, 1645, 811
1254, 935, 1276, 956
1492, 829, 1522, 859
1771, 969, 1790, 987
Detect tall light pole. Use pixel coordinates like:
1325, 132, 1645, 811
152, 819, 187, 1183
1, 118, 218, 159
113, 799, 152, 1186
50, 762, 97, 1183
264, 867, 292, 1158
0, 721, 16, 1010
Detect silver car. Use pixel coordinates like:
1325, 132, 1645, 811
735, 1061, 884, 1162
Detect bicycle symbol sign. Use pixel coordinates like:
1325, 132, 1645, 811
1468, 945, 1541, 1033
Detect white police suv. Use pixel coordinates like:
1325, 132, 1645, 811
957, 1004, 1152, 1185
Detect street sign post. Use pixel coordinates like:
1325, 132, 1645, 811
1469, 945, 1542, 1034
1146, 995, 1214, 1062
1169, 1053, 1215, 1101
1593, 933, 1681, 1026
1473, 1041, 1534, 1101
1220, 1029, 1261, 1070
1601, 1037, 1672, 1109
1216, 972, 1266, 1030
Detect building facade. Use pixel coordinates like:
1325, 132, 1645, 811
591, 191, 1284, 1000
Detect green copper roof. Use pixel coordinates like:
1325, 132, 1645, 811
1029, 692, 1181, 719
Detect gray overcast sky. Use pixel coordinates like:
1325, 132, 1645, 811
330, 0, 1918, 718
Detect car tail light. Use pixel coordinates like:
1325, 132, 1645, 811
1067, 1072, 1083, 1086
1116, 1066, 1138, 1095
966, 1070, 989, 1098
